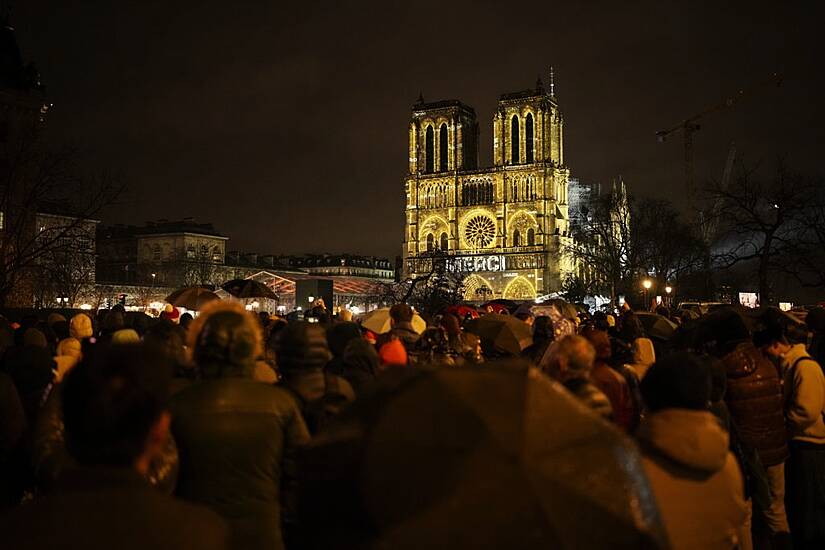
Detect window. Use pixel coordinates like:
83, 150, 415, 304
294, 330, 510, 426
513, 229, 521, 247
426, 233, 434, 252
152, 244, 161, 262
440, 232, 448, 250
527, 228, 535, 246
425, 125, 434, 173
212, 246, 221, 262
439, 124, 448, 172
525, 113, 534, 163
511, 115, 520, 164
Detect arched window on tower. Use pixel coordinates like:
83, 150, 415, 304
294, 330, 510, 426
525, 113, 534, 163
439, 124, 448, 172
527, 228, 535, 246
513, 229, 521, 247
511, 115, 520, 164
426, 233, 434, 252
425, 126, 434, 173
440, 232, 448, 250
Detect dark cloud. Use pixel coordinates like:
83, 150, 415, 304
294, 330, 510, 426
13, 1, 824, 258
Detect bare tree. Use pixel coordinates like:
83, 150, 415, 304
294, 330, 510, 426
0, 133, 123, 306
382, 250, 468, 318
707, 163, 817, 305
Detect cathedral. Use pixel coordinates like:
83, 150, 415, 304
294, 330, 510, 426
402, 73, 575, 301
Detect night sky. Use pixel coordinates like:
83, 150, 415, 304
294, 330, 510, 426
13, 1, 825, 259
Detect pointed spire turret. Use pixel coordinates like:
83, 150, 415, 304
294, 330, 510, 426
416, 91, 425, 105
549, 66, 556, 98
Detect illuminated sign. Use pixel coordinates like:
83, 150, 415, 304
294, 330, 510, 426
448, 255, 506, 273
408, 253, 545, 275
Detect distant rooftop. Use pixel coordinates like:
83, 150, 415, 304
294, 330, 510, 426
100, 218, 227, 238
412, 97, 476, 115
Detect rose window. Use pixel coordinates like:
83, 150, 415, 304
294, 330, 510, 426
464, 216, 496, 248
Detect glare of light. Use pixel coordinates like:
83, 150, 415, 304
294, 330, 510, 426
308, 295, 314, 303
350, 305, 361, 315
642, 279, 652, 289
79, 304, 92, 310
665, 286, 672, 294
250, 301, 260, 309
149, 301, 164, 310
244, 304, 253, 311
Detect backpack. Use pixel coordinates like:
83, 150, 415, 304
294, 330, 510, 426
295, 372, 351, 435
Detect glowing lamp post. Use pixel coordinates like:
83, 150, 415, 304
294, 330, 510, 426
642, 279, 652, 311
665, 285, 673, 307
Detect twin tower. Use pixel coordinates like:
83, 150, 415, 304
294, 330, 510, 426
401, 74, 574, 301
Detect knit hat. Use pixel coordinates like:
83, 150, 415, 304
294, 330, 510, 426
47, 313, 67, 327
190, 302, 262, 375
640, 352, 711, 412
276, 322, 332, 374
160, 304, 180, 323
70, 313, 94, 340
57, 337, 82, 359
23, 328, 48, 348
378, 339, 407, 367
111, 328, 140, 345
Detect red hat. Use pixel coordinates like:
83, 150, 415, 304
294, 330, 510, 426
161, 304, 180, 322
378, 339, 407, 367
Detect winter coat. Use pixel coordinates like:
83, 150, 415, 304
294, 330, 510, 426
0, 466, 228, 550
326, 338, 379, 396
169, 378, 310, 550
627, 337, 656, 380
722, 341, 788, 466
2, 345, 55, 425
638, 409, 748, 550
781, 344, 825, 444
590, 360, 634, 431
562, 377, 613, 420
386, 322, 420, 352
280, 368, 355, 435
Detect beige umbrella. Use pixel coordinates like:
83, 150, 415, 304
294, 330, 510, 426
360, 307, 426, 334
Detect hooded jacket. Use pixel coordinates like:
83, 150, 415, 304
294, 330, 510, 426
781, 343, 825, 444
638, 409, 747, 550
627, 337, 656, 380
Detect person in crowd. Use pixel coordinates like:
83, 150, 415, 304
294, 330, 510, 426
338, 307, 353, 322
325, 322, 362, 375
805, 307, 825, 367
111, 328, 140, 345
757, 326, 825, 549
276, 321, 354, 434
582, 327, 634, 430
170, 301, 310, 550
637, 352, 748, 550
3, 328, 55, 425
160, 304, 181, 324
627, 337, 656, 380
709, 312, 790, 547
524, 316, 555, 365
54, 337, 82, 382
514, 310, 534, 326
0, 344, 228, 550
441, 313, 483, 365
0, 371, 26, 508
539, 335, 613, 420
69, 313, 94, 341
179, 312, 194, 333
338, 338, 379, 395
385, 303, 420, 352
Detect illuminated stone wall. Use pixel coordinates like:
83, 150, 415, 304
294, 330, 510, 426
402, 83, 574, 301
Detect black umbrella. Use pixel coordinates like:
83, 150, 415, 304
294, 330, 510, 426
296, 364, 668, 549
221, 279, 278, 300
464, 313, 533, 355
636, 312, 678, 341
165, 286, 220, 311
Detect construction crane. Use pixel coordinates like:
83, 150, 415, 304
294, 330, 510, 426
656, 72, 782, 202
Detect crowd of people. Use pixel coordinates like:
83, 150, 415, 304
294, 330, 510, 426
0, 298, 823, 549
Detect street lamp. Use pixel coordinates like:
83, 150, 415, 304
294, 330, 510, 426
151, 273, 156, 287
642, 279, 652, 311
665, 285, 673, 308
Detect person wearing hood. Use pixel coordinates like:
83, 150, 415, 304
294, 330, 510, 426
169, 301, 310, 550
582, 327, 635, 431
638, 352, 747, 550
3, 328, 56, 425
69, 313, 94, 341
627, 337, 656, 380
757, 326, 825, 549
540, 335, 613, 420
710, 313, 789, 545
54, 337, 82, 383
276, 321, 355, 434
325, 322, 376, 393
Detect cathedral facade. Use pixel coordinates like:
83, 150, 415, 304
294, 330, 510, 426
402, 77, 574, 301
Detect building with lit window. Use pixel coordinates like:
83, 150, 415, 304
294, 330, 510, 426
402, 73, 575, 301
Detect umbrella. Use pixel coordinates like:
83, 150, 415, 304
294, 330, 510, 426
221, 278, 278, 300
360, 307, 426, 335
481, 299, 519, 313
636, 312, 678, 341
165, 287, 220, 311
445, 304, 479, 320
295, 364, 668, 549
514, 302, 576, 339
464, 313, 533, 355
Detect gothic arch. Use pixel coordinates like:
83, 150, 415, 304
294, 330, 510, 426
425, 125, 434, 173
503, 276, 536, 300
440, 232, 449, 250
426, 233, 435, 252
463, 274, 495, 302
507, 210, 538, 233
511, 115, 520, 164
525, 113, 534, 163
439, 123, 448, 172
